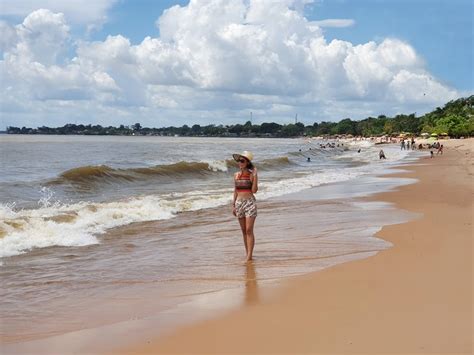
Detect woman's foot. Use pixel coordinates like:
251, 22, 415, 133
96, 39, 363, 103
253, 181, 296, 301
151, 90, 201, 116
245, 255, 253, 262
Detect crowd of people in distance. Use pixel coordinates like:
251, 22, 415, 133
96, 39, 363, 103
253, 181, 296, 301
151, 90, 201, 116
400, 138, 416, 150
298, 137, 445, 163
318, 143, 344, 149
400, 137, 445, 158
429, 141, 444, 158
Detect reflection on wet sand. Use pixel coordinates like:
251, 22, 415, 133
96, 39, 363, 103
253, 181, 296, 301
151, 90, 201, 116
1, 182, 415, 344
244, 261, 259, 306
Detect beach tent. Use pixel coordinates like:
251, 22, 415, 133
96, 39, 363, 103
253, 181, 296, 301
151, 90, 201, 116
421, 132, 430, 137
430, 133, 438, 137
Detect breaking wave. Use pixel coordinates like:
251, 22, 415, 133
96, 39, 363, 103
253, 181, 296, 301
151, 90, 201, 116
0, 166, 368, 259
49, 157, 295, 186
49, 161, 231, 185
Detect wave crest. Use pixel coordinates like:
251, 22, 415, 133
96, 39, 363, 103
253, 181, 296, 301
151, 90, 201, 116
50, 156, 294, 186
50, 161, 232, 185
259, 156, 292, 168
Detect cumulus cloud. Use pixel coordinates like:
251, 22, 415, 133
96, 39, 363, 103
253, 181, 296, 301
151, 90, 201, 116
1, 9, 119, 108
0, 0, 461, 128
313, 19, 355, 28
13, 9, 70, 65
0, 21, 18, 52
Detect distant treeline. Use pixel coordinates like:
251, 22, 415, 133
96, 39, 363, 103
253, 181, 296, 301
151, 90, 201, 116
6, 96, 473, 138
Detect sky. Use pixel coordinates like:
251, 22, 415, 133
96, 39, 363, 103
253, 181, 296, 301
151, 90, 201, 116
0, 0, 472, 128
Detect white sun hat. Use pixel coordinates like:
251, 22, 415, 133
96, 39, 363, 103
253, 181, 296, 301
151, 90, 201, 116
232, 151, 254, 162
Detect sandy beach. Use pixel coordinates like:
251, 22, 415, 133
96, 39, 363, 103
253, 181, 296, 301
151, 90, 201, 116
0, 137, 422, 354
125, 139, 472, 354
2, 1, 472, 353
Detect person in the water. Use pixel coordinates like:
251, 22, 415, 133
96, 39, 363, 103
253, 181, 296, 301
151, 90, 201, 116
232, 151, 258, 262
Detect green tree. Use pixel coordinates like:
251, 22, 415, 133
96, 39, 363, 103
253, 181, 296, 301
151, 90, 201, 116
191, 124, 201, 135
229, 124, 244, 135
243, 120, 252, 132
335, 118, 356, 135
260, 122, 281, 134
435, 114, 472, 137
315, 121, 334, 135
281, 124, 300, 137
383, 121, 394, 135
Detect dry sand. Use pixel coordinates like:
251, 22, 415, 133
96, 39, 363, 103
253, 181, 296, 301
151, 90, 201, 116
125, 139, 472, 354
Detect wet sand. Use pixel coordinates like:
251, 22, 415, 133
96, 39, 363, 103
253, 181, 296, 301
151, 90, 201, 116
1, 181, 414, 353
126, 139, 472, 354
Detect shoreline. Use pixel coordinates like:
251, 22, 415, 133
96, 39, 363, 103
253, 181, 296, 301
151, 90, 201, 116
1, 140, 470, 354
1, 170, 417, 352
1, 144, 418, 353
125, 139, 472, 354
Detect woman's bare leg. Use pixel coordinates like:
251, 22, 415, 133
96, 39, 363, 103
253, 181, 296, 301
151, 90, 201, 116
245, 216, 256, 261
238, 217, 248, 255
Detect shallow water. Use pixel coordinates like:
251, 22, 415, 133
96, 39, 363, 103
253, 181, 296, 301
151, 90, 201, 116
0, 135, 412, 258
0, 135, 421, 346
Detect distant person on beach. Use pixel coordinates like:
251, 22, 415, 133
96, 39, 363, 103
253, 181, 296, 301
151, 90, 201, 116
430, 150, 434, 158
401, 140, 405, 150
357, 149, 361, 153
437, 144, 444, 155
379, 149, 386, 159
232, 151, 258, 262
307, 157, 311, 162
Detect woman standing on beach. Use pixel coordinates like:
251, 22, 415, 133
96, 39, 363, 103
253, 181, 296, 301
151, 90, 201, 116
232, 151, 258, 262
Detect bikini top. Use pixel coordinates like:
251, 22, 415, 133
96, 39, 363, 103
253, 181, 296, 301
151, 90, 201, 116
235, 171, 252, 192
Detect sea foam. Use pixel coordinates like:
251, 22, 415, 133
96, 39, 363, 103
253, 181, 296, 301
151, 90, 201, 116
0, 143, 413, 259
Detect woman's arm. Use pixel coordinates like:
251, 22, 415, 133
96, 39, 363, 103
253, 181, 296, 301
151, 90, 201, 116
233, 188, 238, 206
251, 167, 258, 193
232, 173, 238, 215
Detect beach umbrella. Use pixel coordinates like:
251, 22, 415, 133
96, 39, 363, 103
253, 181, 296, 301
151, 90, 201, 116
430, 133, 438, 137
421, 132, 430, 137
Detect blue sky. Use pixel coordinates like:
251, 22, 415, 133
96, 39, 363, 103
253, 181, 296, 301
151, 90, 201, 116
0, 0, 472, 128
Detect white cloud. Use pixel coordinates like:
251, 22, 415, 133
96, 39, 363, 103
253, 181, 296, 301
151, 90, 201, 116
13, 9, 70, 65
1, 9, 119, 108
313, 19, 355, 28
0, 21, 18, 52
0, 0, 462, 128
388, 70, 454, 102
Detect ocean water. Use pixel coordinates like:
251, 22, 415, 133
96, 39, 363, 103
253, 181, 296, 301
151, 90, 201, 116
0, 135, 419, 346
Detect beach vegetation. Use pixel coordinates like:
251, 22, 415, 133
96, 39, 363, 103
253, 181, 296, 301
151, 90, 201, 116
6, 96, 473, 138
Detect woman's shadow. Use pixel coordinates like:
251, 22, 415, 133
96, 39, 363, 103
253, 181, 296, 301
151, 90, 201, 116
243, 261, 259, 306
